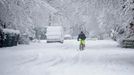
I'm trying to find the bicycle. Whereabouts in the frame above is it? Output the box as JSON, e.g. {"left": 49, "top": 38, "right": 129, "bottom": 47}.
{"left": 79, "top": 39, "right": 85, "bottom": 50}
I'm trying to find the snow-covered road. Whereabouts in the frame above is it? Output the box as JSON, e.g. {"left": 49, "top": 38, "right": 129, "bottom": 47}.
{"left": 0, "top": 40, "right": 134, "bottom": 75}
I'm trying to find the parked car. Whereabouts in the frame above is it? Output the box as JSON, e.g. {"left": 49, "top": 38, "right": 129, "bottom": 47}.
{"left": 46, "top": 26, "right": 64, "bottom": 43}
{"left": 64, "top": 34, "right": 72, "bottom": 40}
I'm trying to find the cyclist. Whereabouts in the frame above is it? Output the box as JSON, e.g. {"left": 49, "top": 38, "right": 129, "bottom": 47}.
{"left": 77, "top": 31, "right": 86, "bottom": 50}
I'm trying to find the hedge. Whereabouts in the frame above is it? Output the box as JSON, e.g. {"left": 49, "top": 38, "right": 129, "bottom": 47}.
{"left": 0, "top": 29, "right": 20, "bottom": 47}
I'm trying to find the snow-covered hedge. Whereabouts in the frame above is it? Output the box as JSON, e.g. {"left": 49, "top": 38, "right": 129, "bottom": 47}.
{"left": 18, "top": 33, "right": 30, "bottom": 45}
{"left": 117, "top": 22, "right": 134, "bottom": 48}
{"left": 0, "top": 28, "right": 20, "bottom": 47}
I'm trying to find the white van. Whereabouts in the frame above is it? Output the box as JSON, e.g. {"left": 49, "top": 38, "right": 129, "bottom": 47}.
{"left": 46, "top": 26, "right": 64, "bottom": 43}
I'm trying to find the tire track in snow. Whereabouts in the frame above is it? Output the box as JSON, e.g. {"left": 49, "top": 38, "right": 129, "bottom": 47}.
{"left": 13, "top": 53, "right": 64, "bottom": 75}
{"left": 17, "top": 54, "right": 39, "bottom": 65}
{"left": 17, "top": 52, "right": 63, "bottom": 68}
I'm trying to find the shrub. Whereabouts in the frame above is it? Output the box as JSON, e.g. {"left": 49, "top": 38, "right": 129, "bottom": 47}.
{"left": 0, "top": 29, "right": 20, "bottom": 47}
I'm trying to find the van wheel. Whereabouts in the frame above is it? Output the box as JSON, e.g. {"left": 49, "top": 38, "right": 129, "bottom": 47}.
{"left": 60, "top": 41, "right": 64, "bottom": 44}
{"left": 47, "top": 41, "right": 50, "bottom": 43}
